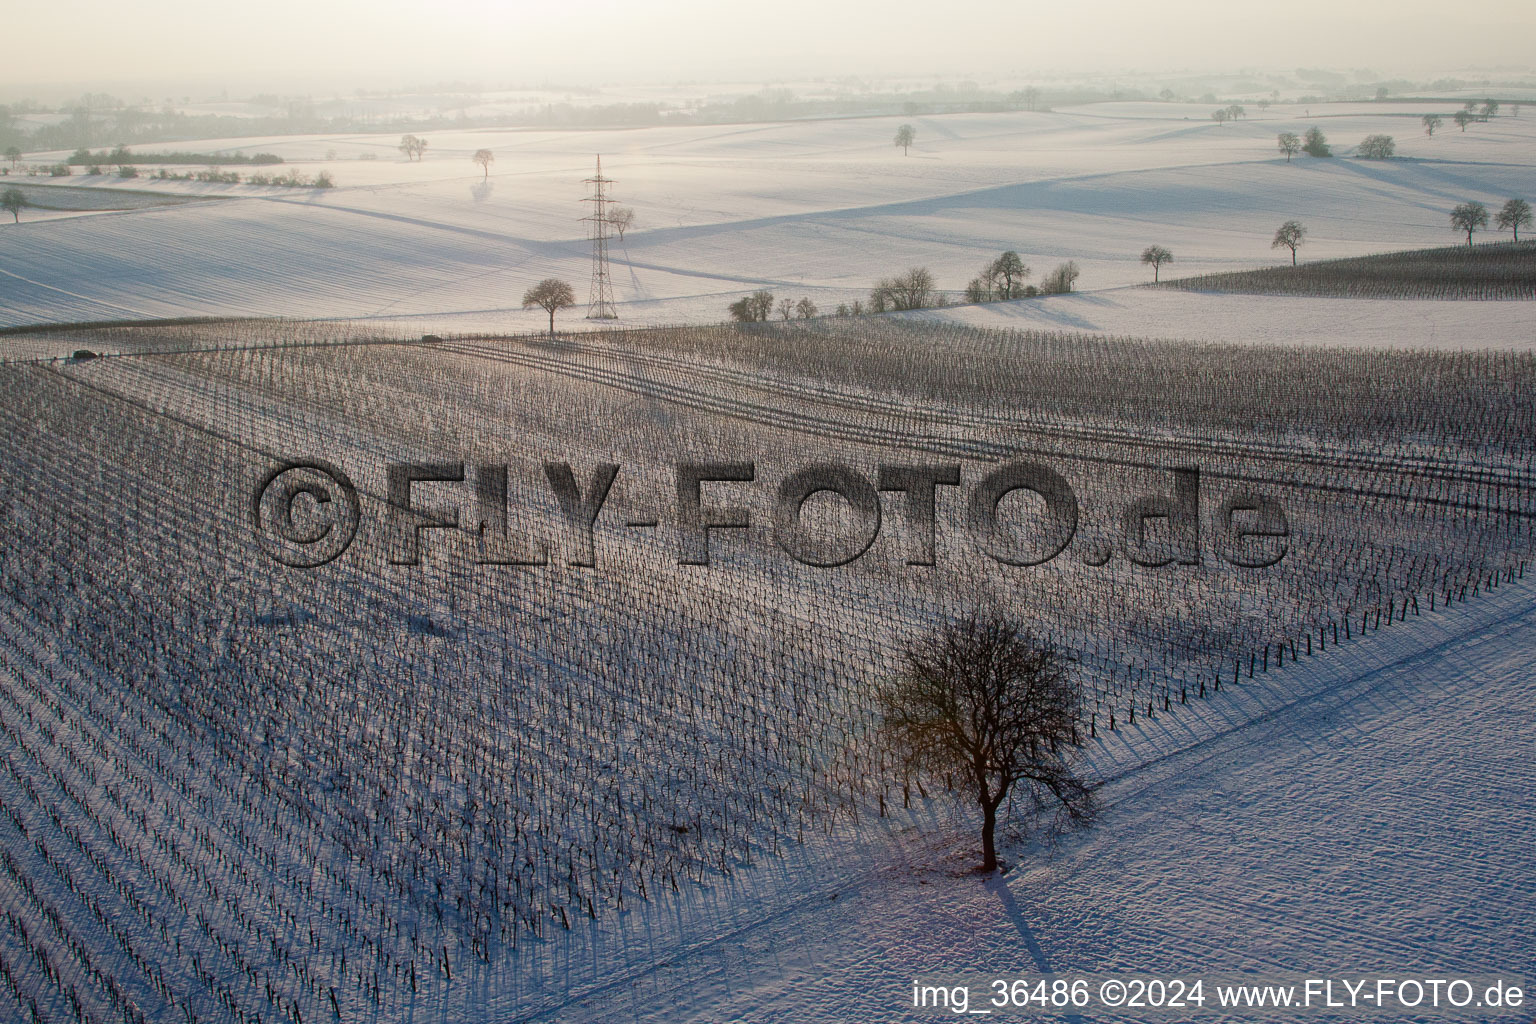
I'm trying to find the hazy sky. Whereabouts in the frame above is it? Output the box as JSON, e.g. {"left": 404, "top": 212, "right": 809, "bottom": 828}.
{"left": 7, "top": 0, "right": 1536, "bottom": 95}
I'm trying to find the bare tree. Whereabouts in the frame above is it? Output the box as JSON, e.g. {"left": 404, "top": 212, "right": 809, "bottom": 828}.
{"left": 1040, "top": 261, "right": 1080, "bottom": 294}
{"left": 1494, "top": 198, "right": 1531, "bottom": 242}
{"left": 879, "top": 611, "right": 1094, "bottom": 872}
{"left": 1358, "top": 135, "right": 1395, "bottom": 159}
{"left": 1212, "top": 108, "right": 1229, "bottom": 126}
{"left": 1450, "top": 202, "right": 1489, "bottom": 247}
{"left": 728, "top": 289, "right": 776, "bottom": 322}
{"left": 776, "top": 297, "right": 794, "bottom": 321}
{"left": 472, "top": 148, "right": 494, "bottom": 179}
{"left": 751, "top": 289, "right": 775, "bottom": 321}
{"left": 607, "top": 206, "right": 635, "bottom": 241}
{"left": 1272, "top": 220, "right": 1306, "bottom": 265}
{"left": 1421, "top": 114, "right": 1443, "bottom": 136}
{"left": 1140, "top": 244, "right": 1173, "bottom": 282}
{"left": 1, "top": 187, "right": 27, "bottom": 223}
{"left": 990, "top": 251, "right": 1030, "bottom": 299}
{"left": 1482, "top": 99, "right": 1500, "bottom": 119}
{"left": 871, "top": 266, "right": 936, "bottom": 311}
{"left": 977, "top": 259, "right": 1002, "bottom": 300}
{"left": 1277, "top": 132, "right": 1301, "bottom": 162}
{"left": 1453, "top": 110, "right": 1473, "bottom": 132}
{"left": 794, "top": 297, "right": 818, "bottom": 319}
{"left": 522, "top": 278, "right": 576, "bottom": 335}
{"left": 399, "top": 135, "right": 428, "bottom": 161}
{"left": 4, "top": 146, "right": 19, "bottom": 169}
{"left": 894, "top": 124, "right": 916, "bottom": 155}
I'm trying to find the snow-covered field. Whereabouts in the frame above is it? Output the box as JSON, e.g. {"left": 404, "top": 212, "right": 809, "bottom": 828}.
{"left": 0, "top": 314, "right": 1530, "bottom": 1023}
{"left": 542, "top": 576, "right": 1536, "bottom": 1023}
{"left": 2, "top": 101, "right": 1532, "bottom": 340}
{"left": 1, "top": 96, "right": 1534, "bottom": 1024}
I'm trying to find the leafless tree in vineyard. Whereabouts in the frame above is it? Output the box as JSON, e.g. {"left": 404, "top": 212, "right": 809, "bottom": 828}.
{"left": 1450, "top": 202, "right": 1488, "bottom": 247}
{"left": 1140, "top": 245, "right": 1173, "bottom": 282}
{"left": 1494, "top": 199, "right": 1530, "bottom": 242}
{"left": 522, "top": 278, "right": 576, "bottom": 335}
{"left": 879, "top": 611, "right": 1095, "bottom": 872}
{"left": 1272, "top": 220, "right": 1306, "bottom": 265}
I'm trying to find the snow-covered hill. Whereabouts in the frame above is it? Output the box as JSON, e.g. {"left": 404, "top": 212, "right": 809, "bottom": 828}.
{"left": 2, "top": 103, "right": 1532, "bottom": 338}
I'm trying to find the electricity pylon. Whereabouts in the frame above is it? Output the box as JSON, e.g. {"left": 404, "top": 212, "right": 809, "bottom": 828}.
{"left": 582, "top": 156, "right": 618, "bottom": 319}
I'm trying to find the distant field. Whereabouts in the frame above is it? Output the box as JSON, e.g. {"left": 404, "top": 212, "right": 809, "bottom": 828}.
{"left": 2, "top": 103, "right": 1533, "bottom": 329}
{"left": 1158, "top": 241, "right": 1536, "bottom": 299}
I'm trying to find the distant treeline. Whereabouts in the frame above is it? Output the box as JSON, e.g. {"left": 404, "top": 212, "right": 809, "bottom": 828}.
{"left": 67, "top": 146, "right": 283, "bottom": 166}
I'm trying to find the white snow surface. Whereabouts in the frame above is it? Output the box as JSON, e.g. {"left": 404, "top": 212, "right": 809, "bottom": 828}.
{"left": 2, "top": 103, "right": 1533, "bottom": 342}
{"left": 2, "top": 99, "right": 1533, "bottom": 1022}
{"left": 518, "top": 578, "right": 1536, "bottom": 1022}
